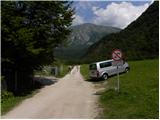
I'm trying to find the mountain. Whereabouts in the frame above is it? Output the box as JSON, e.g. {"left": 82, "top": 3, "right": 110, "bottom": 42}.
{"left": 68, "top": 23, "right": 121, "bottom": 47}
{"left": 54, "top": 23, "right": 121, "bottom": 62}
{"left": 84, "top": 1, "right": 159, "bottom": 63}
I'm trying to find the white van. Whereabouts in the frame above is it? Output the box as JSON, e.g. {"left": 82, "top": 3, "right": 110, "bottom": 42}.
{"left": 89, "top": 59, "right": 129, "bottom": 80}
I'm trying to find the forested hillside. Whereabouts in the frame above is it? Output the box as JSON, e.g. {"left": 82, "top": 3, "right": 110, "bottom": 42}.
{"left": 84, "top": 1, "right": 159, "bottom": 62}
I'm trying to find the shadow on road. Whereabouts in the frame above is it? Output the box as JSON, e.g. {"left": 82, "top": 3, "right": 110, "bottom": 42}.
{"left": 14, "top": 77, "right": 58, "bottom": 96}
{"left": 34, "top": 77, "right": 58, "bottom": 86}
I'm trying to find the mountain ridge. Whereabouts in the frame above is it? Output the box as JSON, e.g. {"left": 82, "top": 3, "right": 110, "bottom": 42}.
{"left": 68, "top": 23, "right": 121, "bottom": 47}
{"left": 54, "top": 23, "right": 121, "bottom": 61}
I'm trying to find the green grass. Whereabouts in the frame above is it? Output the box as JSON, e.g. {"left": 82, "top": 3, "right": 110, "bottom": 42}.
{"left": 80, "top": 64, "right": 90, "bottom": 80}
{"left": 1, "top": 91, "right": 37, "bottom": 115}
{"left": 56, "top": 64, "right": 69, "bottom": 78}
{"left": 80, "top": 59, "right": 159, "bottom": 118}
{"left": 1, "top": 95, "right": 25, "bottom": 115}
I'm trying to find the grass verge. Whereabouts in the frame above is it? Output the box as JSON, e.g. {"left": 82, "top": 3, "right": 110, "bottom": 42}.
{"left": 1, "top": 90, "right": 37, "bottom": 115}
{"left": 80, "top": 64, "right": 90, "bottom": 80}
{"left": 56, "top": 64, "right": 69, "bottom": 78}
{"left": 80, "top": 59, "right": 159, "bottom": 118}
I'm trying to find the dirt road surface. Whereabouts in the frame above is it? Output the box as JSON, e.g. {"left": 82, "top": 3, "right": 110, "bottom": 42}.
{"left": 3, "top": 66, "right": 98, "bottom": 119}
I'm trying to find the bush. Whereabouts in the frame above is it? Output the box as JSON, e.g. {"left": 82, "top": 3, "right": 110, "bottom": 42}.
{"left": 1, "top": 91, "right": 14, "bottom": 103}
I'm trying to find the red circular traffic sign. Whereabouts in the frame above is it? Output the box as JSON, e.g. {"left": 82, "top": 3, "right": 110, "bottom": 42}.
{"left": 112, "top": 49, "right": 123, "bottom": 61}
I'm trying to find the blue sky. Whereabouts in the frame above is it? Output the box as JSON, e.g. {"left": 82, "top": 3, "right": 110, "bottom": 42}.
{"left": 72, "top": 1, "right": 153, "bottom": 29}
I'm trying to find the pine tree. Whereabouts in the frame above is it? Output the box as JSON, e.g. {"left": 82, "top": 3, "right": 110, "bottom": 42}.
{"left": 1, "top": 1, "right": 74, "bottom": 93}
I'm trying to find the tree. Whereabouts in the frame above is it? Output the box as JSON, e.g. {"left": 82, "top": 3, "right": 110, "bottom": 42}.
{"left": 1, "top": 1, "right": 74, "bottom": 93}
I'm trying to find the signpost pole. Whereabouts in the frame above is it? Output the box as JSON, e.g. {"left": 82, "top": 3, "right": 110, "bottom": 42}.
{"left": 112, "top": 49, "right": 123, "bottom": 93}
{"left": 117, "top": 66, "right": 119, "bottom": 93}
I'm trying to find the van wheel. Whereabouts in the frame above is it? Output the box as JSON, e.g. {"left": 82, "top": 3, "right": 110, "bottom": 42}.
{"left": 102, "top": 74, "right": 108, "bottom": 80}
{"left": 125, "top": 68, "right": 129, "bottom": 73}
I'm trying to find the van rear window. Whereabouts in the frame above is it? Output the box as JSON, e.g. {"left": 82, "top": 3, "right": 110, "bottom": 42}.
{"left": 89, "top": 64, "right": 97, "bottom": 70}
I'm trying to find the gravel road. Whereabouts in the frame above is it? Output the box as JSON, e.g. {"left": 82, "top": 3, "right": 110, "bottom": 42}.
{"left": 3, "top": 66, "right": 98, "bottom": 119}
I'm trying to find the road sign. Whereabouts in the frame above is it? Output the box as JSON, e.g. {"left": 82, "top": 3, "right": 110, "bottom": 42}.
{"left": 112, "top": 49, "right": 123, "bottom": 61}
{"left": 111, "top": 49, "right": 123, "bottom": 93}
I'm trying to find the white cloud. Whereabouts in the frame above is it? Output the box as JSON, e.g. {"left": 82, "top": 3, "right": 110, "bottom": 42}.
{"left": 92, "top": 2, "right": 149, "bottom": 28}
{"left": 72, "top": 15, "right": 84, "bottom": 26}
{"left": 92, "top": 6, "right": 99, "bottom": 11}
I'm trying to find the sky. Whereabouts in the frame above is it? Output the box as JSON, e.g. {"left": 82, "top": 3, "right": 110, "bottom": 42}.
{"left": 72, "top": 1, "right": 154, "bottom": 29}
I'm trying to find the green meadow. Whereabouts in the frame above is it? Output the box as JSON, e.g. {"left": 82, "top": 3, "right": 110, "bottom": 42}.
{"left": 80, "top": 59, "right": 159, "bottom": 118}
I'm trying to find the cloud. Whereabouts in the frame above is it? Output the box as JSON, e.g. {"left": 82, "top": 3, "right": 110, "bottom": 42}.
{"left": 72, "top": 15, "right": 84, "bottom": 26}
{"left": 92, "top": 6, "right": 99, "bottom": 11}
{"left": 92, "top": 2, "right": 149, "bottom": 28}
{"left": 72, "top": 2, "right": 95, "bottom": 25}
